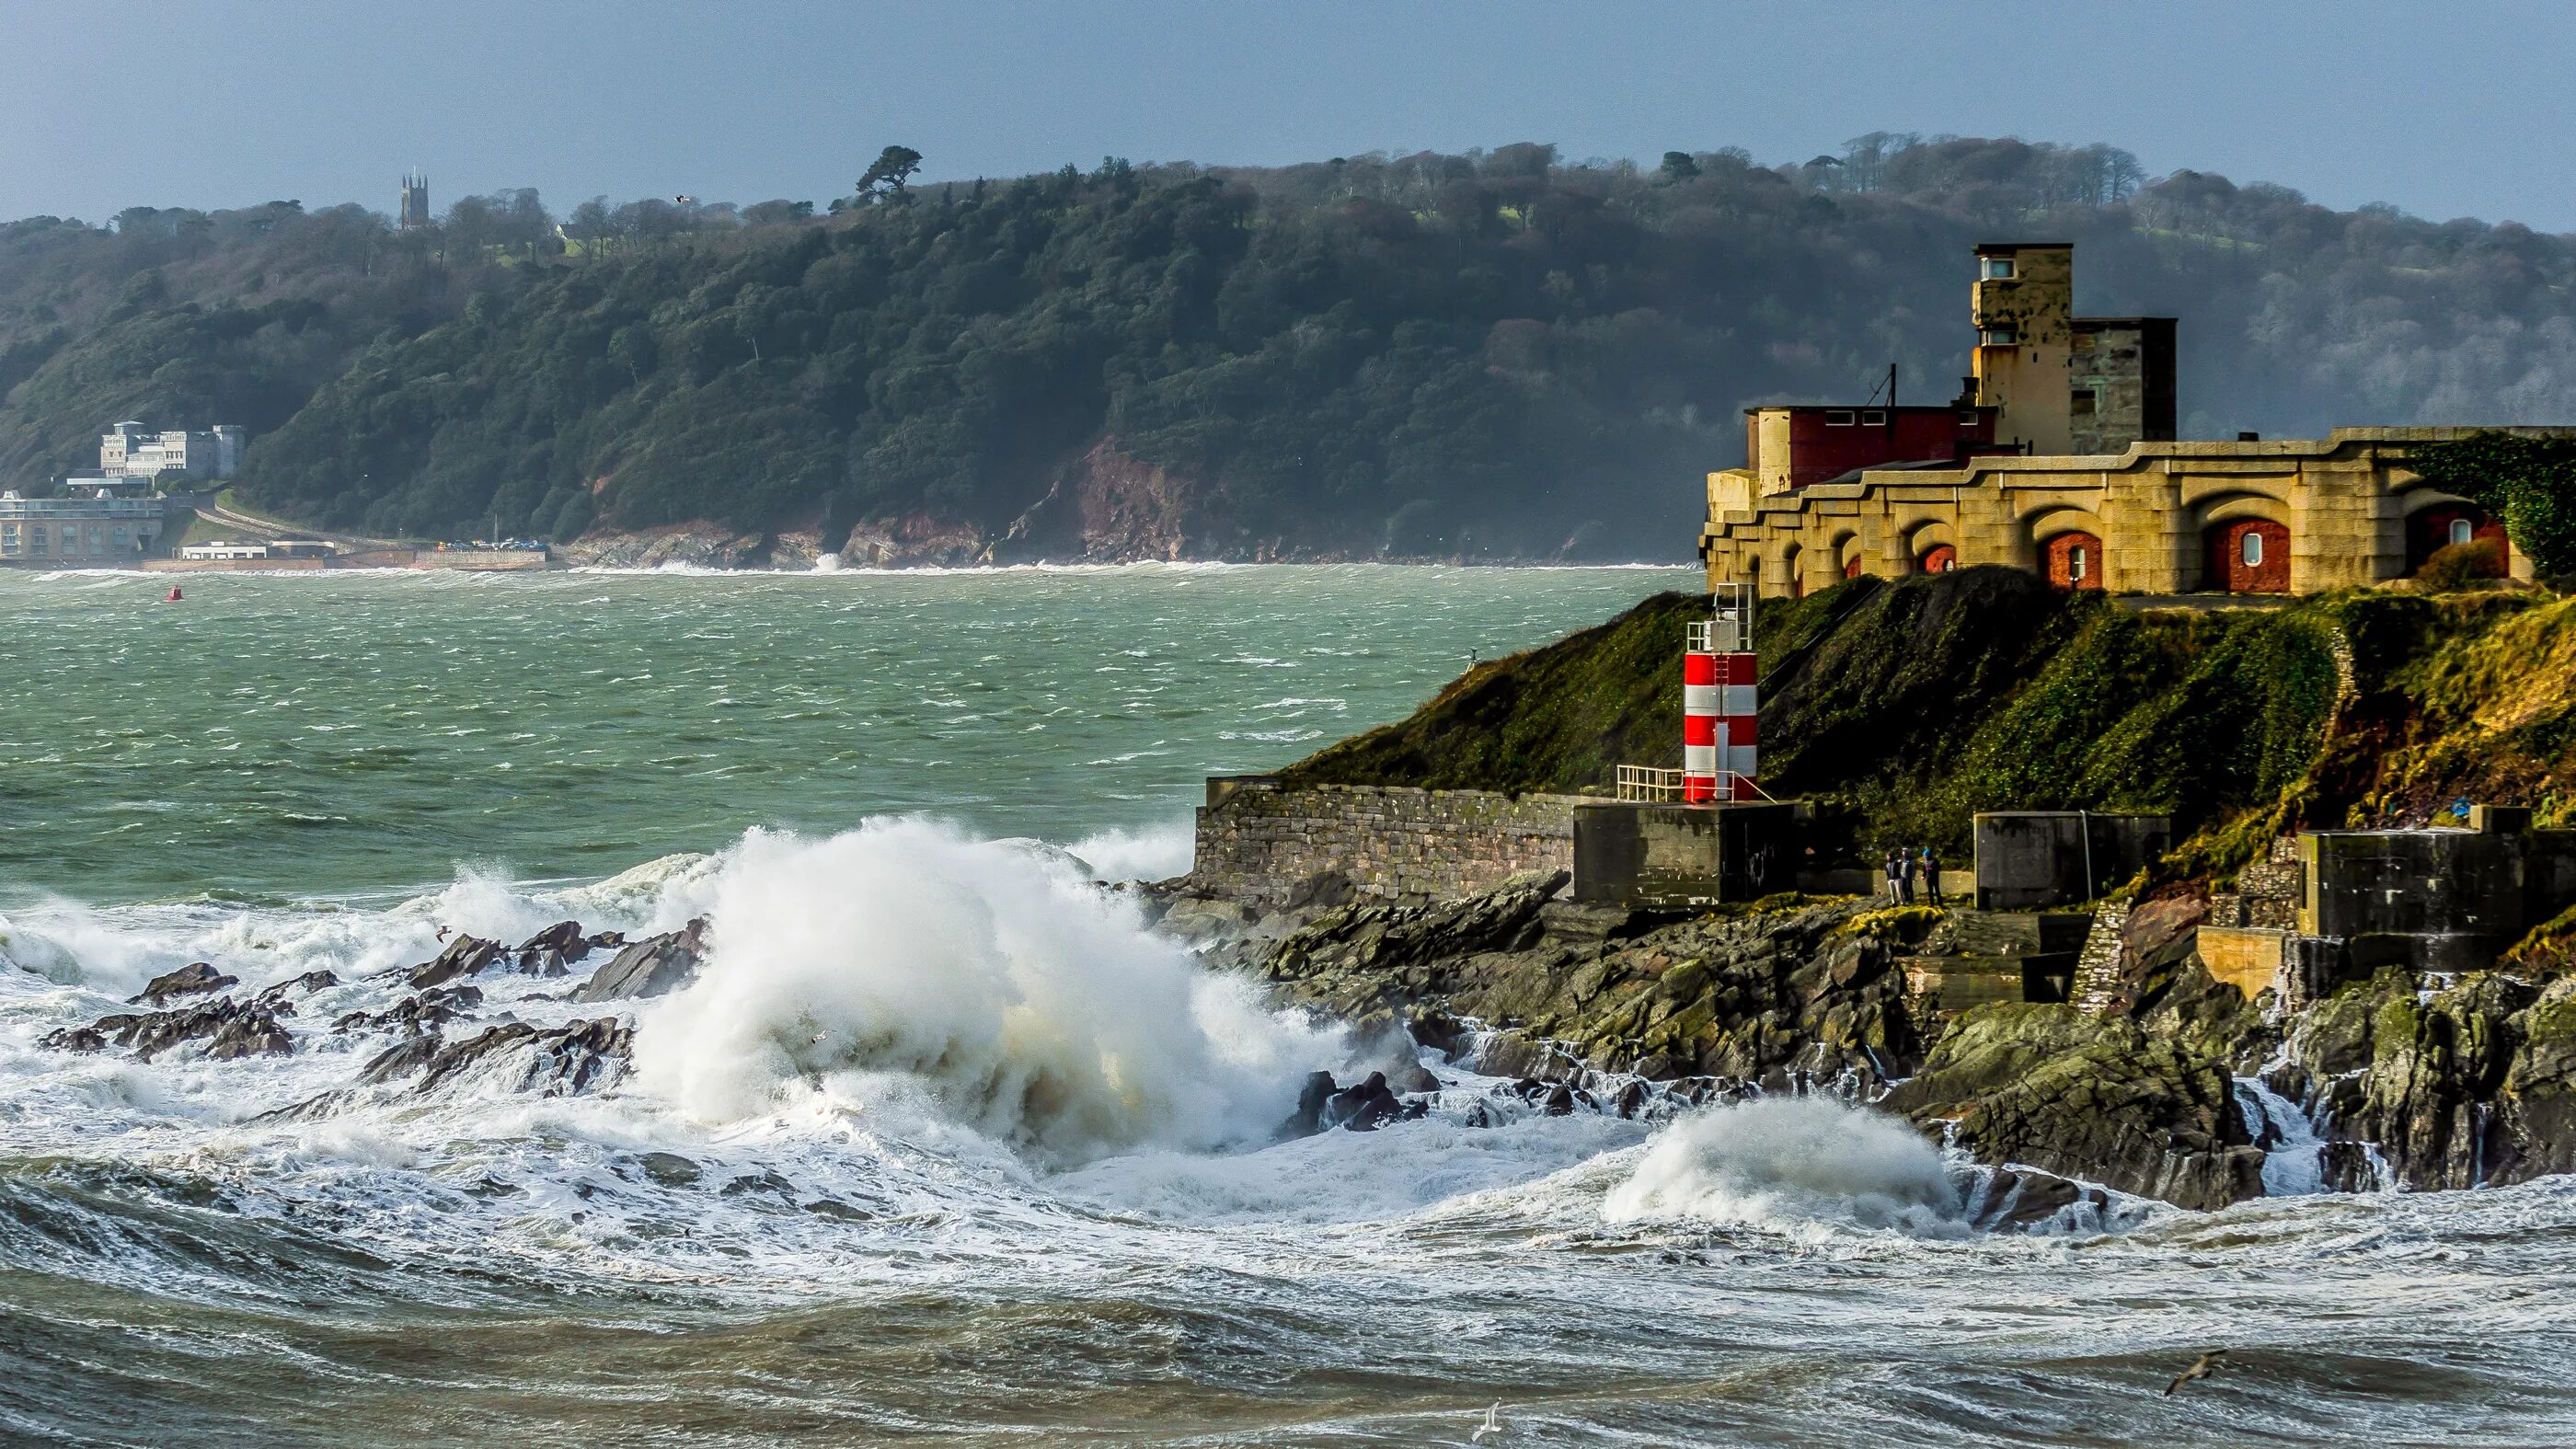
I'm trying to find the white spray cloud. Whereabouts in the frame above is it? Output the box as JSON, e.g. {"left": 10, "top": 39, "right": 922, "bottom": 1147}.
{"left": 629, "top": 819, "right": 1337, "bottom": 1161}
{"left": 1603, "top": 1097, "right": 1968, "bottom": 1239}
{"left": 1066, "top": 819, "right": 1197, "bottom": 882}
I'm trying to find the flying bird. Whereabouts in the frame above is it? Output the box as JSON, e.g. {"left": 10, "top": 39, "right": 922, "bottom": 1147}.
{"left": 2166, "top": 1349, "right": 2226, "bottom": 1396}
{"left": 1470, "top": 1403, "right": 1504, "bottom": 1442}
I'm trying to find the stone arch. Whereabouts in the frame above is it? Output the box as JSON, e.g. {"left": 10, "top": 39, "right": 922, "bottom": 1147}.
{"left": 2203, "top": 517, "right": 2291, "bottom": 592}
{"left": 1776, "top": 539, "right": 1806, "bottom": 599}
{"left": 1903, "top": 520, "right": 1960, "bottom": 575}
{"left": 2193, "top": 490, "right": 2291, "bottom": 528}
{"left": 2404, "top": 499, "right": 2508, "bottom": 576}
{"left": 2024, "top": 506, "right": 2110, "bottom": 592}
{"left": 1825, "top": 528, "right": 1865, "bottom": 581}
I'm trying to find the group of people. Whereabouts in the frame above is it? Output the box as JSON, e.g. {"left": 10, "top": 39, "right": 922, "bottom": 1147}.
{"left": 1882, "top": 845, "right": 1945, "bottom": 907}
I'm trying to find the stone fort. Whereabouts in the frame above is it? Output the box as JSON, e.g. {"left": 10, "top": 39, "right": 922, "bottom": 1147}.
{"left": 1699, "top": 242, "right": 2557, "bottom": 597}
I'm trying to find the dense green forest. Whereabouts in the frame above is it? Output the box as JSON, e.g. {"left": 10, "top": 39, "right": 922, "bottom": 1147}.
{"left": 2, "top": 134, "right": 2572, "bottom": 559}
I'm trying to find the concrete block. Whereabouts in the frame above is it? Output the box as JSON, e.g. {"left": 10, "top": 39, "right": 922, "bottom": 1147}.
{"left": 1573, "top": 802, "right": 1799, "bottom": 908}
{"left": 1973, "top": 811, "right": 2170, "bottom": 910}
{"left": 2195, "top": 926, "right": 2287, "bottom": 1000}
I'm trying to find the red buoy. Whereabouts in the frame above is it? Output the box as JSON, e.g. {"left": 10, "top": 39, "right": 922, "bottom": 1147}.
{"left": 167, "top": 585, "right": 183, "bottom": 602}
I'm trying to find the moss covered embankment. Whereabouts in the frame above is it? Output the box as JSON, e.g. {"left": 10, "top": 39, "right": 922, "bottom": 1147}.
{"left": 1283, "top": 567, "right": 2576, "bottom": 871}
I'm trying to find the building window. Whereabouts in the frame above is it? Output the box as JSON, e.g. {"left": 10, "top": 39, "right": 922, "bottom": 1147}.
{"left": 0, "top": 524, "right": 16, "bottom": 553}
{"left": 1861, "top": 409, "right": 1887, "bottom": 426}
{"left": 2071, "top": 546, "right": 2088, "bottom": 581}
{"left": 1979, "top": 327, "right": 2018, "bottom": 346}
{"left": 30, "top": 525, "right": 46, "bottom": 554}
{"left": 2070, "top": 388, "right": 2097, "bottom": 416}
{"left": 2449, "top": 517, "right": 2475, "bottom": 546}
{"left": 2242, "top": 531, "right": 2263, "bottom": 568}
{"left": 1982, "top": 257, "right": 2016, "bottom": 280}
{"left": 1959, "top": 411, "right": 1980, "bottom": 425}
{"left": 1823, "top": 409, "right": 1856, "bottom": 426}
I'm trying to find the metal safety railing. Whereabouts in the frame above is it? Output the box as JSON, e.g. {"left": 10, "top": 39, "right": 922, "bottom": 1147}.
{"left": 1689, "top": 581, "right": 1757, "bottom": 654}
{"left": 1616, "top": 765, "right": 1780, "bottom": 804}
{"left": 1616, "top": 765, "right": 1685, "bottom": 801}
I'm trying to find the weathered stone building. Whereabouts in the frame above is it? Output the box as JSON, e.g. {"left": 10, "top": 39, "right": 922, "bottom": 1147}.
{"left": 1702, "top": 244, "right": 2553, "bottom": 597}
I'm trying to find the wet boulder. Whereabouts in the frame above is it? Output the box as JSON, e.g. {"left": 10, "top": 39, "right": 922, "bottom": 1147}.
{"left": 130, "top": 962, "right": 237, "bottom": 1006}
{"left": 513, "top": 920, "right": 592, "bottom": 977}
{"left": 359, "top": 1032, "right": 446, "bottom": 1084}
{"left": 258, "top": 970, "right": 340, "bottom": 1004}
{"left": 1883, "top": 1004, "right": 2261, "bottom": 1211}
{"left": 636, "top": 1152, "right": 703, "bottom": 1188}
{"left": 67, "top": 996, "right": 295, "bottom": 1063}
{"left": 408, "top": 935, "right": 506, "bottom": 989}
{"left": 407, "top": 1017, "right": 633, "bottom": 1096}
{"left": 1278, "top": 1070, "right": 1339, "bottom": 1139}
{"left": 569, "top": 917, "right": 709, "bottom": 1003}
{"left": 1323, "top": 1071, "right": 1404, "bottom": 1132}
{"left": 335, "top": 984, "right": 483, "bottom": 1035}
{"left": 37, "top": 1025, "right": 108, "bottom": 1053}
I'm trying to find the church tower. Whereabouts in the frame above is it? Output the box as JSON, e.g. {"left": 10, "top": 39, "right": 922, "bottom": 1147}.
{"left": 399, "top": 172, "right": 431, "bottom": 231}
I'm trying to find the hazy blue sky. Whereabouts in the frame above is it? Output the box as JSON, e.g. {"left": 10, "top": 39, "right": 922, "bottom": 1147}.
{"left": 5, "top": 0, "right": 2571, "bottom": 231}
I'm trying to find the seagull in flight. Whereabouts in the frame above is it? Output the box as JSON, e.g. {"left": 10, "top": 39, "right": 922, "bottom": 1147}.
{"left": 2166, "top": 1349, "right": 2226, "bottom": 1396}
{"left": 1470, "top": 1403, "right": 1504, "bottom": 1442}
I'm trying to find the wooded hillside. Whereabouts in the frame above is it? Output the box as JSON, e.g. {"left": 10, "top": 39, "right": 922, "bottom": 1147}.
{"left": 3, "top": 135, "right": 2571, "bottom": 558}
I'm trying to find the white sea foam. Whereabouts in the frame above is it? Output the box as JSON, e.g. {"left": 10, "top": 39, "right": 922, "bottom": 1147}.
{"left": 1066, "top": 820, "right": 1197, "bottom": 881}
{"left": 1603, "top": 1097, "right": 1970, "bottom": 1238}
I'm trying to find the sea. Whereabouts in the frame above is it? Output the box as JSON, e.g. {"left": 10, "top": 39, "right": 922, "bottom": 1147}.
{"left": 2, "top": 563, "right": 2572, "bottom": 1447}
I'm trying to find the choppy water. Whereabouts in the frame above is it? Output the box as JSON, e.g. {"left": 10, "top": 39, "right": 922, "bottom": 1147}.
{"left": 5, "top": 565, "right": 2574, "bottom": 1446}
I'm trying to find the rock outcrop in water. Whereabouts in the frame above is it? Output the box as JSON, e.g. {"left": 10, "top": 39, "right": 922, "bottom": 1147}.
{"left": 129, "top": 962, "right": 237, "bottom": 1006}
{"left": 569, "top": 918, "right": 708, "bottom": 1003}
{"left": 44, "top": 994, "right": 294, "bottom": 1062}
{"left": 1880, "top": 1005, "right": 2261, "bottom": 1210}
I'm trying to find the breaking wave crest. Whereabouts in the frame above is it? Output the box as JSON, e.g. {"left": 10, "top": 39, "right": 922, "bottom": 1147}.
{"left": 1603, "top": 1096, "right": 1972, "bottom": 1237}
{"left": 629, "top": 820, "right": 1334, "bottom": 1158}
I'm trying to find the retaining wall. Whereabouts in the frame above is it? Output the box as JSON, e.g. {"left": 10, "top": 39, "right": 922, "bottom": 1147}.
{"left": 1190, "top": 777, "right": 1587, "bottom": 909}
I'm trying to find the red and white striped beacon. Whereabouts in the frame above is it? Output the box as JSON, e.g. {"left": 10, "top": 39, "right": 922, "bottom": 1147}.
{"left": 1682, "top": 583, "right": 1758, "bottom": 802}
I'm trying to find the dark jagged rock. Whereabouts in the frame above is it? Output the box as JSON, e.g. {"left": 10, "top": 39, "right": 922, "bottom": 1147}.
{"left": 1882, "top": 1004, "right": 2262, "bottom": 1211}
{"left": 569, "top": 917, "right": 709, "bottom": 1003}
{"left": 130, "top": 962, "right": 237, "bottom": 1006}
{"left": 721, "top": 1169, "right": 798, "bottom": 1198}
{"left": 63, "top": 995, "right": 295, "bottom": 1063}
{"left": 1323, "top": 1071, "right": 1404, "bottom": 1132}
{"left": 359, "top": 1032, "right": 445, "bottom": 1084}
{"left": 1279, "top": 1070, "right": 1337, "bottom": 1139}
{"left": 513, "top": 920, "right": 592, "bottom": 977}
{"left": 1254, "top": 884, "right": 1919, "bottom": 1094}
{"left": 407, "top": 1017, "right": 633, "bottom": 1096}
{"left": 335, "top": 984, "right": 483, "bottom": 1035}
{"left": 408, "top": 936, "right": 505, "bottom": 989}
{"left": 1967, "top": 1167, "right": 2115, "bottom": 1232}
{"left": 636, "top": 1152, "right": 702, "bottom": 1188}
{"left": 258, "top": 970, "right": 340, "bottom": 1004}
{"left": 585, "top": 930, "right": 627, "bottom": 950}
{"left": 206, "top": 1010, "right": 293, "bottom": 1060}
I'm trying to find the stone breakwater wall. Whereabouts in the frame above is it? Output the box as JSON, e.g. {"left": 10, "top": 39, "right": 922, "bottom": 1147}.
{"left": 1190, "top": 779, "right": 1589, "bottom": 909}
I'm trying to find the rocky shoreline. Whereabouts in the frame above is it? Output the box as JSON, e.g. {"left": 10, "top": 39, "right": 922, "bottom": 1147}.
{"left": 1144, "top": 867, "right": 2576, "bottom": 1211}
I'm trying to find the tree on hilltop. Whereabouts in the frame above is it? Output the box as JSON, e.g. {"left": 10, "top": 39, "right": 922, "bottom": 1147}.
{"left": 857, "top": 145, "right": 924, "bottom": 205}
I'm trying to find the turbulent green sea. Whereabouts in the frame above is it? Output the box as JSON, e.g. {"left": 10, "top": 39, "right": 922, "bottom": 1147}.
{"left": 0, "top": 564, "right": 1687, "bottom": 903}
{"left": 6, "top": 564, "right": 2575, "bottom": 1448}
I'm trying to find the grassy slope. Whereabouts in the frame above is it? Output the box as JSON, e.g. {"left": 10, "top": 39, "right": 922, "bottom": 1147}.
{"left": 1279, "top": 567, "right": 2576, "bottom": 873}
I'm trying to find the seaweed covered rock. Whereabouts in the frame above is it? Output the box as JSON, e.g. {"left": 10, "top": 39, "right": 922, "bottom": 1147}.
{"left": 2271, "top": 966, "right": 2575, "bottom": 1190}
{"left": 1883, "top": 1004, "right": 2262, "bottom": 1210}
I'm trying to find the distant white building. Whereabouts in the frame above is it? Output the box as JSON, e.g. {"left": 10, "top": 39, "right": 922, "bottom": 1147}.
{"left": 177, "top": 540, "right": 269, "bottom": 560}
{"left": 100, "top": 421, "right": 246, "bottom": 480}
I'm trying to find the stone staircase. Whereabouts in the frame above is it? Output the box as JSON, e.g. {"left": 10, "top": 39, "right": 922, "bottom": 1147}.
{"left": 2070, "top": 899, "right": 2133, "bottom": 1014}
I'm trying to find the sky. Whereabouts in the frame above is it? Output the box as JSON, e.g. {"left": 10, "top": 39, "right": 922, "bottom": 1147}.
{"left": 4, "top": 0, "right": 2572, "bottom": 232}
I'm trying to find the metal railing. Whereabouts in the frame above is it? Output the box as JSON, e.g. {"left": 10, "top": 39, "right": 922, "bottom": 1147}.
{"left": 1616, "top": 765, "right": 1686, "bottom": 801}
{"left": 1615, "top": 765, "right": 1780, "bottom": 804}
{"left": 1690, "top": 581, "right": 1757, "bottom": 654}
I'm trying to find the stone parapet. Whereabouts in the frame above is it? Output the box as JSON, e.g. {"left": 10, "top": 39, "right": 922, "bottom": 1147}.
{"left": 1189, "top": 780, "right": 1588, "bottom": 911}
